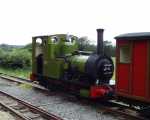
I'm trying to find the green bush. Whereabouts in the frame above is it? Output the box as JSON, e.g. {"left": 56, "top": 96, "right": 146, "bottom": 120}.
{"left": 0, "top": 48, "right": 31, "bottom": 69}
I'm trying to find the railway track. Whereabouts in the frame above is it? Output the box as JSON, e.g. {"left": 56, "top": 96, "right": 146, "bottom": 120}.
{"left": 0, "top": 73, "right": 148, "bottom": 120}
{"left": 0, "top": 90, "right": 63, "bottom": 120}
{"left": 99, "top": 101, "right": 147, "bottom": 120}
{"left": 0, "top": 73, "right": 48, "bottom": 91}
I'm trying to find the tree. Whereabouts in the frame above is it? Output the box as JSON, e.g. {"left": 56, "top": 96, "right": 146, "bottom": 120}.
{"left": 23, "top": 43, "right": 32, "bottom": 52}
{"left": 78, "top": 37, "right": 90, "bottom": 51}
{"left": 103, "top": 41, "right": 115, "bottom": 57}
{"left": 0, "top": 44, "right": 31, "bottom": 69}
{"left": 78, "top": 37, "right": 115, "bottom": 57}
{"left": 78, "top": 37, "right": 96, "bottom": 52}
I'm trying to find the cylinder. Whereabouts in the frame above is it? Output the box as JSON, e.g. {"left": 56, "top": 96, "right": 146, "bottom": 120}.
{"left": 97, "top": 29, "right": 104, "bottom": 55}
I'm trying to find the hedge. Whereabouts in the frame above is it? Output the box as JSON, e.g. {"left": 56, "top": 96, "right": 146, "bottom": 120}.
{"left": 0, "top": 48, "right": 31, "bottom": 69}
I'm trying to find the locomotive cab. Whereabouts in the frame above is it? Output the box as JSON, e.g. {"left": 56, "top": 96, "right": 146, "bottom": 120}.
{"left": 31, "top": 35, "right": 79, "bottom": 80}
{"left": 32, "top": 37, "right": 44, "bottom": 77}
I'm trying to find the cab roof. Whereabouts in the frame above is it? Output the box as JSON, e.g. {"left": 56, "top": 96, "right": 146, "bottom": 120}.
{"left": 115, "top": 32, "right": 150, "bottom": 40}
{"left": 33, "top": 34, "right": 77, "bottom": 39}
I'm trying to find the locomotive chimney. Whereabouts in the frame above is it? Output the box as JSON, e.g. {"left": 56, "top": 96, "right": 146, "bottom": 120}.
{"left": 97, "top": 29, "right": 104, "bottom": 55}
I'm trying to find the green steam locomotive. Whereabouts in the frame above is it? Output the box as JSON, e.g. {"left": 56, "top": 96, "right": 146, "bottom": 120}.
{"left": 30, "top": 29, "right": 114, "bottom": 98}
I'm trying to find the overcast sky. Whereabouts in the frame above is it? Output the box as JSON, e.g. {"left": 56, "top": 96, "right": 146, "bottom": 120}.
{"left": 0, "top": 0, "right": 150, "bottom": 45}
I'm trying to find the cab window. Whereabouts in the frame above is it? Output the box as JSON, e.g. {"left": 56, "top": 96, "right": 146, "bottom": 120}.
{"left": 35, "top": 38, "right": 43, "bottom": 57}
{"left": 51, "top": 36, "right": 59, "bottom": 43}
{"left": 66, "top": 36, "right": 75, "bottom": 43}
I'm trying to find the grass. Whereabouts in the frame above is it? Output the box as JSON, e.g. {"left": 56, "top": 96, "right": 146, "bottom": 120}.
{"left": 0, "top": 67, "right": 31, "bottom": 79}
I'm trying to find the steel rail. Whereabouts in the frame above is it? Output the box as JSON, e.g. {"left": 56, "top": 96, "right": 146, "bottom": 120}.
{"left": 0, "top": 72, "right": 31, "bottom": 82}
{"left": 0, "top": 73, "right": 148, "bottom": 120}
{"left": 100, "top": 104, "right": 147, "bottom": 120}
{"left": 0, "top": 90, "right": 63, "bottom": 120}
{"left": 0, "top": 101, "right": 31, "bottom": 120}
{"left": 0, "top": 73, "right": 48, "bottom": 91}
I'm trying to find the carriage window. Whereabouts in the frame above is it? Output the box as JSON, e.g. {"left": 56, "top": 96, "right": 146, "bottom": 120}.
{"left": 120, "top": 45, "right": 131, "bottom": 63}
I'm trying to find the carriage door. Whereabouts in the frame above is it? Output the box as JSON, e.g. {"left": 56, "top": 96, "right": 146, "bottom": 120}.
{"left": 116, "top": 41, "right": 131, "bottom": 94}
{"left": 35, "top": 38, "right": 43, "bottom": 75}
{"left": 132, "top": 41, "right": 147, "bottom": 97}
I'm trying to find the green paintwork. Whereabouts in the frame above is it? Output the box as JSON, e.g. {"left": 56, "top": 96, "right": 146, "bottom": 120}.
{"left": 32, "top": 38, "right": 38, "bottom": 75}
{"left": 80, "top": 89, "right": 90, "bottom": 97}
{"left": 47, "top": 34, "right": 78, "bottom": 58}
{"left": 31, "top": 34, "right": 93, "bottom": 98}
{"left": 32, "top": 34, "right": 79, "bottom": 79}
{"left": 69, "top": 55, "right": 89, "bottom": 73}
{"left": 44, "top": 59, "right": 64, "bottom": 79}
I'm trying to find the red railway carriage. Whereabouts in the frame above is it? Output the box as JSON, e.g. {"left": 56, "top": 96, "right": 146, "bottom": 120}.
{"left": 115, "top": 32, "right": 150, "bottom": 104}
